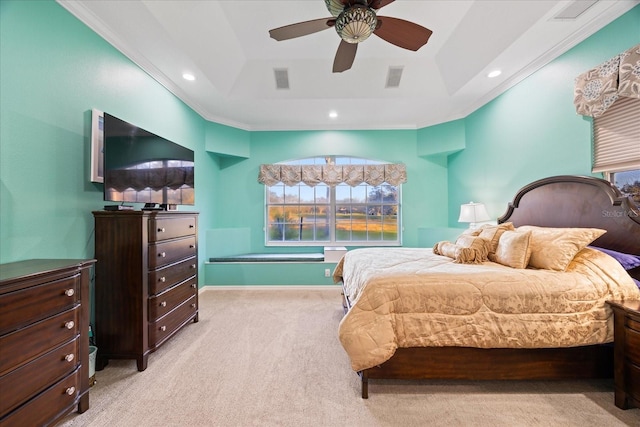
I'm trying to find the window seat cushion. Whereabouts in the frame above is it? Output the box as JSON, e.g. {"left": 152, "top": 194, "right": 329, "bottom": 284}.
{"left": 209, "top": 253, "right": 324, "bottom": 262}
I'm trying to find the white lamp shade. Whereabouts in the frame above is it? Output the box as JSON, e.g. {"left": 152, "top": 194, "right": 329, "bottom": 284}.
{"left": 458, "top": 202, "right": 491, "bottom": 224}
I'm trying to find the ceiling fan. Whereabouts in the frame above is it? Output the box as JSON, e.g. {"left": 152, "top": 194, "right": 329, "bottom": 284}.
{"left": 268, "top": 0, "right": 433, "bottom": 73}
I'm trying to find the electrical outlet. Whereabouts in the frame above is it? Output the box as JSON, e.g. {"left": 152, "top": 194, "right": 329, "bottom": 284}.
{"left": 324, "top": 268, "right": 331, "bottom": 277}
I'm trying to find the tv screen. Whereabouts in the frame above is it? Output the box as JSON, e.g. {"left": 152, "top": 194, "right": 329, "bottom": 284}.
{"left": 103, "top": 113, "right": 194, "bottom": 208}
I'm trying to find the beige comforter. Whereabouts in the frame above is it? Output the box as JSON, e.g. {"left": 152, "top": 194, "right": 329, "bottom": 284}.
{"left": 335, "top": 247, "right": 640, "bottom": 371}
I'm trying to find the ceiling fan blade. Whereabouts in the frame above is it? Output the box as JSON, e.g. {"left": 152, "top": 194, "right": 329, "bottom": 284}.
{"left": 333, "top": 40, "right": 358, "bottom": 73}
{"left": 374, "top": 16, "right": 433, "bottom": 51}
{"left": 269, "top": 18, "right": 336, "bottom": 41}
{"left": 368, "top": 0, "right": 395, "bottom": 10}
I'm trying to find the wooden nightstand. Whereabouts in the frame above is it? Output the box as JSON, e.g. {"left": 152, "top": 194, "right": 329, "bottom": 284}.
{"left": 607, "top": 300, "right": 640, "bottom": 410}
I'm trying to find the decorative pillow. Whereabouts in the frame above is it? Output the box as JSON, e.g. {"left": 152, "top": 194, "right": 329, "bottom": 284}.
{"left": 433, "top": 236, "right": 490, "bottom": 264}
{"left": 477, "top": 222, "right": 515, "bottom": 255}
{"left": 489, "top": 230, "right": 532, "bottom": 269}
{"left": 517, "top": 226, "right": 606, "bottom": 271}
{"left": 588, "top": 246, "right": 640, "bottom": 271}
{"left": 455, "top": 234, "right": 491, "bottom": 261}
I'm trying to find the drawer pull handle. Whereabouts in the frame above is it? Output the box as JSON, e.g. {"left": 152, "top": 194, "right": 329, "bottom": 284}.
{"left": 65, "top": 289, "right": 75, "bottom": 297}
{"left": 65, "top": 354, "right": 75, "bottom": 362}
{"left": 65, "top": 321, "right": 75, "bottom": 329}
{"left": 158, "top": 227, "right": 165, "bottom": 233}
{"left": 160, "top": 326, "right": 166, "bottom": 332}
{"left": 191, "top": 284, "right": 197, "bottom": 289}
{"left": 189, "top": 244, "right": 195, "bottom": 249}
{"left": 159, "top": 277, "right": 166, "bottom": 283}
{"left": 66, "top": 387, "right": 76, "bottom": 395}
{"left": 159, "top": 252, "right": 166, "bottom": 258}
{"left": 191, "top": 303, "right": 196, "bottom": 308}
{"left": 189, "top": 224, "right": 195, "bottom": 228}
{"left": 160, "top": 301, "right": 167, "bottom": 307}
{"left": 191, "top": 264, "right": 196, "bottom": 269}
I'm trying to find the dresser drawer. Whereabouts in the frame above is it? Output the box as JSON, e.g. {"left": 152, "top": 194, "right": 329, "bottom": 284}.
{"left": 627, "top": 316, "right": 640, "bottom": 333}
{"left": 148, "top": 236, "right": 196, "bottom": 269}
{"left": 0, "top": 367, "right": 81, "bottom": 427}
{"left": 148, "top": 257, "right": 197, "bottom": 295}
{"left": 626, "top": 327, "right": 640, "bottom": 365}
{"left": 149, "top": 216, "right": 196, "bottom": 242}
{"left": 0, "top": 337, "right": 79, "bottom": 415}
{"left": 0, "top": 307, "right": 80, "bottom": 376}
{"left": 628, "top": 361, "right": 640, "bottom": 403}
{"left": 148, "top": 278, "right": 198, "bottom": 322}
{"left": 149, "top": 295, "right": 197, "bottom": 347}
{"left": 0, "top": 274, "right": 79, "bottom": 335}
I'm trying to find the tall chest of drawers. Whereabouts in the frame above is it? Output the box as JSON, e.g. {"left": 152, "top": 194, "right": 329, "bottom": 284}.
{"left": 92, "top": 211, "right": 199, "bottom": 371}
{"left": 0, "top": 259, "right": 95, "bottom": 426}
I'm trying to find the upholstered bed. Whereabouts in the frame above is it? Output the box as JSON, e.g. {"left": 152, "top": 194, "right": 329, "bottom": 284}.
{"left": 334, "top": 175, "right": 640, "bottom": 398}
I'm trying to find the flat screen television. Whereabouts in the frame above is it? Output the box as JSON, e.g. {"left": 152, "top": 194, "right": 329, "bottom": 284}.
{"left": 103, "top": 112, "right": 194, "bottom": 210}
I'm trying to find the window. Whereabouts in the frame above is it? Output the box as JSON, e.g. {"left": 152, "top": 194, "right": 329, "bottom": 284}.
{"left": 265, "top": 156, "right": 401, "bottom": 246}
{"left": 592, "top": 96, "right": 640, "bottom": 207}
{"left": 608, "top": 169, "right": 640, "bottom": 207}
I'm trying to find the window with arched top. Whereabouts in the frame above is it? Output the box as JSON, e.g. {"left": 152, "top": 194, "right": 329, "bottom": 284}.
{"left": 260, "top": 156, "right": 404, "bottom": 246}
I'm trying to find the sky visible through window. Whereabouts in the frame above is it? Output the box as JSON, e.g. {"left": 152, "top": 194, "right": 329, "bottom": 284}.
{"left": 614, "top": 169, "right": 640, "bottom": 187}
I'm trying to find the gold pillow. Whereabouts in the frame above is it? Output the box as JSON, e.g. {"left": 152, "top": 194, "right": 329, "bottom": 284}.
{"left": 489, "top": 230, "right": 532, "bottom": 269}
{"left": 477, "top": 222, "right": 515, "bottom": 254}
{"left": 455, "top": 234, "right": 491, "bottom": 262}
{"left": 433, "top": 236, "right": 490, "bottom": 264}
{"left": 517, "top": 226, "right": 606, "bottom": 271}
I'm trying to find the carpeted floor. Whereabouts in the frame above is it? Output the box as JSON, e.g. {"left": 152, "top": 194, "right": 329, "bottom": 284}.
{"left": 59, "top": 288, "right": 640, "bottom": 427}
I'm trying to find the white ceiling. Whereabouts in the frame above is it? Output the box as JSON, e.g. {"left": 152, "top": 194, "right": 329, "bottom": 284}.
{"left": 58, "top": 0, "right": 638, "bottom": 131}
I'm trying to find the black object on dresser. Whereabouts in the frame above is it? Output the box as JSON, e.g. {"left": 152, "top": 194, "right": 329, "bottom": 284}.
{"left": 0, "top": 259, "right": 95, "bottom": 426}
{"left": 92, "top": 211, "right": 199, "bottom": 371}
{"left": 607, "top": 300, "right": 640, "bottom": 410}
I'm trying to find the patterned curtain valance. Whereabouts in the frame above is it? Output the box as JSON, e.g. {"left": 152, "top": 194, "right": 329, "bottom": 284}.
{"left": 574, "top": 43, "right": 640, "bottom": 117}
{"left": 257, "top": 163, "right": 407, "bottom": 187}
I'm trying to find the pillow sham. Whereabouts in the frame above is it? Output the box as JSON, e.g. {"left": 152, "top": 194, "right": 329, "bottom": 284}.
{"left": 517, "top": 226, "right": 606, "bottom": 271}
{"left": 477, "top": 222, "right": 515, "bottom": 255}
{"left": 588, "top": 246, "right": 640, "bottom": 271}
{"left": 489, "top": 230, "right": 532, "bottom": 269}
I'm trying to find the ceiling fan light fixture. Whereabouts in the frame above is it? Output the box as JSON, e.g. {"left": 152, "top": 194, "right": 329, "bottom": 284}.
{"left": 335, "top": 6, "right": 377, "bottom": 44}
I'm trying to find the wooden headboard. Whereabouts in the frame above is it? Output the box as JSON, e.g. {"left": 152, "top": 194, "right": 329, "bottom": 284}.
{"left": 498, "top": 175, "right": 639, "bottom": 256}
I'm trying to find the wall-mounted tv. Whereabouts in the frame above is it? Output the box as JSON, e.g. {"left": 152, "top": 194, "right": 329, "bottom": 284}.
{"left": 103, "top": 112, "right": 194, "bottom": 209}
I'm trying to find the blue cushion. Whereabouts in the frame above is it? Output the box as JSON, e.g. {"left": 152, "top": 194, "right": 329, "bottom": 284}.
{"left": 589, "top": 246, "right": 640, "bottom": 271}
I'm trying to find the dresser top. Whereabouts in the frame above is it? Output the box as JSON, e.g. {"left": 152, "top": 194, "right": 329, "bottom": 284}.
{"left": 0, "top": 259, "right": 95, "bottom": 285}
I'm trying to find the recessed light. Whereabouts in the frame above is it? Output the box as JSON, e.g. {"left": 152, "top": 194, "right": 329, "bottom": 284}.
{"left": 329, "top": 111, "right": 338, "bottom": 119}
{"left": 487, "top": 70, "right": 502, "bottom": 78}
{"left": 182, "top": 73, "right": 195, "bottom": 81}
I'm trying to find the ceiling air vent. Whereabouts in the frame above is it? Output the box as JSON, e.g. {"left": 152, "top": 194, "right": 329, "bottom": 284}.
{"left": 274, "top": 68, "right": 289, "bottom": 90}
{"left": 552, "top": 0, "right": 598, "bottom": 20}
{"left": 385, "top": 66, "right": 404, "bottom": 88}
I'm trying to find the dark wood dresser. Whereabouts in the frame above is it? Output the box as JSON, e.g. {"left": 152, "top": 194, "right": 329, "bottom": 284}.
{"left": 92, "top": 210, "right": 199, "bottom": 371}
{"left": 607, "top": 300, "right": 640, "bottom": 409}
{"left": 0, "top": 259, "right": 95, "bottom": 426}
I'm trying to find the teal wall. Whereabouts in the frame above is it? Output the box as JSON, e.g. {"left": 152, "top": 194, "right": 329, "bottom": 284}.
{"left": 210, "top": 129, "right": 448, "bottom": 253}
{"left": 0, "top": 0, "right": 216, "bottom": 283}
{"left": 446, "top": 7, "right": 640, "bottom": 225}
{"left": 1, "top": 1, "right": 638, "bottom": 286}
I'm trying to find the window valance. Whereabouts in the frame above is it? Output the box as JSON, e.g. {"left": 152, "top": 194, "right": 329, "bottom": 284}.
{"left": 574, "top": 43, "right": 640, "bottom": 118}
{"left": 257, "top": 163, "right": 407, "bottom": 187}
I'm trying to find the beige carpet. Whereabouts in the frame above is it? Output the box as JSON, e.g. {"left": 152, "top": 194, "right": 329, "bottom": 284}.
{"left": 59, "top": 288, "right": 640, "bottom": 427}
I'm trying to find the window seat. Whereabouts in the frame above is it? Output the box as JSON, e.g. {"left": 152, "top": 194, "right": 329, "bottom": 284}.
{"left": 209, "top": 253, "right": 324, "bottom": 263}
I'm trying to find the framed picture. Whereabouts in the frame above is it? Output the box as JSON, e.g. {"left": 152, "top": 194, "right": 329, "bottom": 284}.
{"left": 90, "top": 108, "right": 104, "bottom": 183}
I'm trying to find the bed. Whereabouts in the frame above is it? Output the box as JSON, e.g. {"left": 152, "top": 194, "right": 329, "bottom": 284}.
{"left": 334, "top": 175, "right": 640, "bottom": 398}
